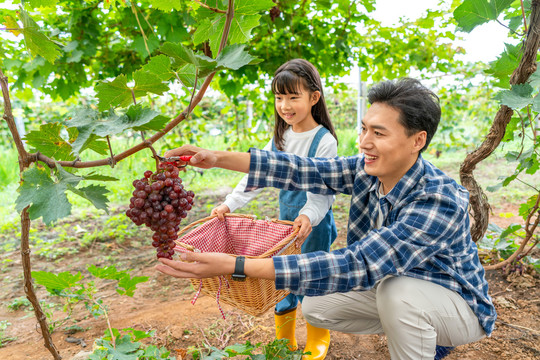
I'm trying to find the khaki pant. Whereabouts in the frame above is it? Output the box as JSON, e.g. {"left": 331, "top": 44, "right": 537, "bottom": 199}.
{"left": 301, "top": 276, "right": 486, "bottom": 359}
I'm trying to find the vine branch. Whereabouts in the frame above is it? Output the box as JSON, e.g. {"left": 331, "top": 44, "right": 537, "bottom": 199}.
{"left": 459, "top": 0, "right": 540, "bottom": 243}
{"left": 0, "top": 69, "right": 62, "bottom": 359}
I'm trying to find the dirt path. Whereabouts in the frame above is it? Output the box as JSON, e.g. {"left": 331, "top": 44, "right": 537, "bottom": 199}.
{"left": 0, "top": 192, "right": 538, "bottom": 359}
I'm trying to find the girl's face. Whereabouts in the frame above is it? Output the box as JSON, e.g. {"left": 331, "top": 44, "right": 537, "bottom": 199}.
{"left": 274, "top": 85, "right": 320, "bottom": 132}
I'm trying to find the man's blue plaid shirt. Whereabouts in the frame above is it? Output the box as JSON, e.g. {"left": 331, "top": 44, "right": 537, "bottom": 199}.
{"left": 246, "top": 148, "right": 496, "bottom": 335}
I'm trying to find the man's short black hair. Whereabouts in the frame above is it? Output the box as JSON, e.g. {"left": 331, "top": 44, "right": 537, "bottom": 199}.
{"left": 367, "top": 78, "right": 441, "bottom": 152}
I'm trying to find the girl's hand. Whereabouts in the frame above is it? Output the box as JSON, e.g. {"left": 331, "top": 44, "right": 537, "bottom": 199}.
{"left": 163, "top": 145, "right": 217, "bottom": 169}
{"left": 211, "top": 204, "right": 231, "bottom": 221}
{"left": 293, "top": 214, "right": 312, "bottom": 248}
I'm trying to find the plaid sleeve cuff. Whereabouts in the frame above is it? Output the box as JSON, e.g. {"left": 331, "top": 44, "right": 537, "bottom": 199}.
{"left": 246, "top": 148, "right": 269, "bottom": 191}
{"left": 273, "top": 255, "right": 301, "bottom": 291}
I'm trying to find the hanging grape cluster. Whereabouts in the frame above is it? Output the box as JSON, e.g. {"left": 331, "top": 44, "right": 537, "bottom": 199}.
{"left": 126, "top": 162, "right": 194, "bottom": 259}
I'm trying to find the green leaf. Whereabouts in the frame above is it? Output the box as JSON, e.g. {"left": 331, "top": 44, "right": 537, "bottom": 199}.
{"left": 67, "top": 184, "right": 110, "bottom": 212}
{"left": 228, "top": 14, "right": 261, "bottom": 45}
{"left": 519, "top": 194, "right": 539, "bottom": 220}
{"left": 82, "top": 173, "right": 119, "bottom": 182}
{"left": 101, "top": 335, "right": 142, "bottom": 360}
{"left": 493, "top": 83, "right": 534, "bottom": 110}
{"left": 235, "top": 0, "right": 275, "bottom": 15}
{"left": 18, "top": 9, "right": 61, "bottom": 63}
{"left": 532, "top": 93, "right": 540, "bottom": 112}
{"left": 56, "top": 163, "right": 84, "bottom": 186}
{"left": 24, "top": 123, "right": 76, "bottom": 161}
{"left": 95, "top": 74, "right": 133, "bottom": 111}
{"left": 486, "top": 43, "right": 521, "bottom": 87}
{"left": 149, "top": 0, "right": 183, "bottom": 11}
{"left": 215, "top": 44, "right": 260, "bottom": 70}
{"left": 66, "top": 105, "right": 166, "bottom": 141}
{"left": 454, "top": 0, "right": 514, "bottom": 32}
{"left": 159, "top": 42, "right": 197, "bottom": 66}
{"left": 88, "top": 265, "right": 127, "bottom": 281}
{"left": 29, "top": 0, "right": 58, "bottom": 7}
{"left": 15, "top": 166, "right": 72, "bottom": 225}
{"left": 127, "top": 105, "right": 169, "bottom": 131}
{"left": 141, "top": 54, "right": 173, "bottom": 81}
{"left": 500, "top": 223, "right": 522, "bottom": 239}
{"left": 117, "top": 275, "right": 149, "bottom": 297}
{"left": 32, "top": 270, "right": 83, "bottom": 291}
{"left": 133, "top": 69, "right": 169, "bottom": 97}
{"left": 528, "top": 63, "right": 540, "bottom": 87}
{"left": 175, "top": 63, "right": 203, "bottom": 88}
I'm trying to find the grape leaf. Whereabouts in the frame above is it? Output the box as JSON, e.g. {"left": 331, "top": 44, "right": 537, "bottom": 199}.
{"left": 24, "top": 123, "right": 76, "bottom": 161}
{"left": 215, "top": 44, "right": 260, "bottom": 70}
{"left": 68, "top": 184, "right": 110, "bottom": 212}
{"left": 82, "top": 173, "right": 118, "bottom": 181}
{"left": 127, "top": 105, "right": 169, "bottom": 131}
{"left": 95, "top": 74, "right": 133, "bottom": 111}
{"left": 175, "top": 63, "right": 203, "bottom": 88}
{"left": 29, "top": 0, "right": 58, "bottom": 8}
{"left": 528, "top": 63, "right": 540, "bottom": 88}
{"left": 18, "top": 9, "right": 61, "bottom": 63}
{"left": 149, "top": 0, "right": 183, "bottom": 11}
{"left": 228, "top": 14, "right": 261, "bottom": 45}
{"left": 3, "top": 15, "right": 22, "bottom": 36}
{"left": 117, "top": 274, "right": 149, "bottom": 297}
{"left": 454, "top": 0, "right": 514, "bottom": 32}
{"left": 132, "top": 69, "right": 169, "bottom": 97}
{"left": 235, "top": 0, "right": 275, "bottom": 15}
{"left": 32, "top": 270, "right": 83, "bottom": 291}
{"left": 494, "top": 83, "right": 534, "bottom": 110}
{"left": 159, "top": 42, "right": 198, "bottom": 66}
{"left": 66, "top": 105, "right": 168, "bottom": 148}
{"left": 486, "top": 43, "right": 521, "bottom": 88}
{"left": 141, "top": 54, "right": 173, "bottom": 81}
{"left": 15, "top": 166, "right": 72, "bottom": 225}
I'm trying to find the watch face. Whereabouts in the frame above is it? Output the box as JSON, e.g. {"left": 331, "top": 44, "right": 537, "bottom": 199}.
{"left": 232, "top": 274, "right": 246, "bottom": 282}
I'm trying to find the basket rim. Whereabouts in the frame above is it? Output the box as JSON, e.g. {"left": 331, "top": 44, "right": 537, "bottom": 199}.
{"left": 175, "top": 213, "right": 299, "bottom": 259}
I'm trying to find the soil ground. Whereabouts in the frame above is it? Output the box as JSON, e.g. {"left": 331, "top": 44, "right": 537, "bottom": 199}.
{"left": 0, "top": 190, "right": 538, "bottom": 360}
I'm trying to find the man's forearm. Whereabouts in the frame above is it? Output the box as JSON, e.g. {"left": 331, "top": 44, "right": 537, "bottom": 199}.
{"left": 213, "top": 150, "right": 251, "bottom": 173}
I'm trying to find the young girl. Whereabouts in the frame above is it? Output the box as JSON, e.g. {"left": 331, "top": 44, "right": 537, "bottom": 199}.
{"left": 211, "top": 59, "right": 338, "bottom": 360}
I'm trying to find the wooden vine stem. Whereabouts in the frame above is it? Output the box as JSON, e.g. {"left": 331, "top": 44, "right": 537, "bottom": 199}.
{"left": 1, "top": 69, "right": 61, "bottom": 359}
{"left": 0, "top": 1, "right": 235, "bottom": 358}
{"left": 459, "top": 0, "right": 540, "bottom": 247}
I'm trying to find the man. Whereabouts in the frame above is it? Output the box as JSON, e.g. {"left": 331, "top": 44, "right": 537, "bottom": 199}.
{"left": 158, "top": 78, "right": 496, "bottom": 359}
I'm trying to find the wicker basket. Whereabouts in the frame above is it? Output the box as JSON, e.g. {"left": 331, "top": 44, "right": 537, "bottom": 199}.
{"left": 174, "top": 213, "right": 300, "bottom": 317}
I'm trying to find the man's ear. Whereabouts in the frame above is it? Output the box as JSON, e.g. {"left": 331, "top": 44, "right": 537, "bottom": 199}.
{"left": 412, "top": 131, "right": 427, "bottom": 153}
{"left": 311, "top": 91, "right": 321, "bottom": 105}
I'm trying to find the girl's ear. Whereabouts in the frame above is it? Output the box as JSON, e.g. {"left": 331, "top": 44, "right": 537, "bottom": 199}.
{"left": 311, "top": 91, "right": 321, "bottom": 105}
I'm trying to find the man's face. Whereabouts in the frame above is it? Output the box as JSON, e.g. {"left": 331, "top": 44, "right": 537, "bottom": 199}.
{"left": 359, "top": 102, "right": 426, "bottom": 193}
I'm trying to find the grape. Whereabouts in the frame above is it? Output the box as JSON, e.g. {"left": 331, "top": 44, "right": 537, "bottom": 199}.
{"left": 125, "top": 163, "right": 196, "bottom": 259}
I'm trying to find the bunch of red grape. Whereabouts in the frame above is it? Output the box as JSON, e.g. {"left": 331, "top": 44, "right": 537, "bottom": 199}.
{"left": 125, "top": 162, "right": 194, "bottom": 259}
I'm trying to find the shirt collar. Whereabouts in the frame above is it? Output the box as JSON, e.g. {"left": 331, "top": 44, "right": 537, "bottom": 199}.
{"left": 368, "top": 155, "right": 425, "bottom": 206}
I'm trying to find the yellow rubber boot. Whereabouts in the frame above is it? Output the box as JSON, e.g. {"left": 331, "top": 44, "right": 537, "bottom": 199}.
{"left": 274, "top": 308, "right": 298, "bottom": 351}
{"left": 302, "top": 322, "right": 330, "bottom": 360}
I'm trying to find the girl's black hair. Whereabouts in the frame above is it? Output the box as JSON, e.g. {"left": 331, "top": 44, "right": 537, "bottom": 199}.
{"left": 271, "top": 59, "right": 337, "bottom": 151}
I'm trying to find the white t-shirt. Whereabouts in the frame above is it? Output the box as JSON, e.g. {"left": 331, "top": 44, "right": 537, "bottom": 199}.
{"left": 223, "top": 125, "right": 338, "bottom": 226}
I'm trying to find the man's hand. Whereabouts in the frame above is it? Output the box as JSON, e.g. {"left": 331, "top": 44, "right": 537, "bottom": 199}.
{"left": 156, "top": 252, "right": 276, "bottom": 280}
{"left": 293, "top": 214, "right": 312, "bottom": 248}
{"left": 156, "top": 252, "right": 235, "bottom": 279}
{"left": 164, "top": 145, "right": 218, "bottom": 169}
{"left": 211, "top": 204, "right": 231, "bottom": 220}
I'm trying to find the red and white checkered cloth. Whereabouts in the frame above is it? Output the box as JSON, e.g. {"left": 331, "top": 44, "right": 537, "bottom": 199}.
{"left": 174, "top": 216, "right": 295, "bottom": 256}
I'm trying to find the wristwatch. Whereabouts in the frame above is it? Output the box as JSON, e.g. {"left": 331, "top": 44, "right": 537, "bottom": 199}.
{"left": 232, "top": 256, "right": 246, "bottom": 281}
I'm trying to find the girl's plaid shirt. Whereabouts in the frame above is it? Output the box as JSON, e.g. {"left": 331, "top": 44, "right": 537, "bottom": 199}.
{"left": 245, "top": 148, "right": 496, "bottom": 336}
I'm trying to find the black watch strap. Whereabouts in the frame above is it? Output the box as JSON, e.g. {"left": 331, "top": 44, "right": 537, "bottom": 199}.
{"left": 232, "top": 256, "right": 246, "bottom": 281}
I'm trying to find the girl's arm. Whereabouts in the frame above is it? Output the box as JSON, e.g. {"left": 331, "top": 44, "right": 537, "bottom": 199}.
{"left": 298, "top": 133, "right": 338, "bottom": 225}
{"left": 222, "top": 140, "right": 274, "bottom": 212}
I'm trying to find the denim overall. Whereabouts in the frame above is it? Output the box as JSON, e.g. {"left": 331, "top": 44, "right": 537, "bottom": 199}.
{"left": 272, "top": 127, "right": 338, "bottom": 313}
